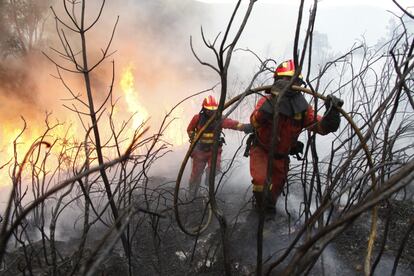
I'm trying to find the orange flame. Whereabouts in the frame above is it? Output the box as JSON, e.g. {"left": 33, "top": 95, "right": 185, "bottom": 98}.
{"left": 0, "top": 122, "right": 79, "bottom": 188}
{"left": 119, "top": 64, "right": 186, "bottom": 147}
{"left": 0, "top": 63, "right": 187, "bottom": 188}
{"left": 120, "top": 64, "right": 148, "bottom": 129}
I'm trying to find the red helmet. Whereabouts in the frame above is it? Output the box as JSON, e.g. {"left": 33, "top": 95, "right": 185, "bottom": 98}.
{"left": 202, "top": 95, "right": 218, "bottom": 110}
{"left": 274, "top": 59, "right": 296, "bottom": 78}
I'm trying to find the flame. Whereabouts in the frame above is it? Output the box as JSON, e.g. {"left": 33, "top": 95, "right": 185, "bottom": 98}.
{"left": 0, "top": 121, "right": 79, "bottom": 188}
{"left": 120, "top": 64, "right": 148, "bottom": 130}
{"left": 119, "top": 64, "right": 187, "bottom": 147}
{"left": 0, "top": 63, "right": 187, "bottom": 188}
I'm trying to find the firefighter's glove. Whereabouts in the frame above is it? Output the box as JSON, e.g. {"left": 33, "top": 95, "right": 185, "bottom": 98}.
{"left": 325, "top": 94, "right": 344, "bottom": 110}
{"left": 244, "top": 133, "right": 255, "bottom": 157}
{"left": 242, "top": 123, "right": 254, "bottom": 134}
{"left": 289, "top": 141, "right": 304, "bottom": 160}
{"left": 321, "top": 94, "right": 343, "bottom": 133}
{"left": 289, "top": 141, "right": 304, "bottom": 155}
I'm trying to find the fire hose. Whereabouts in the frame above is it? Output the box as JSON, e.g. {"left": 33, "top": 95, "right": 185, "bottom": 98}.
{"left": 173, "top": 83, "right": 378, "bottom": 271}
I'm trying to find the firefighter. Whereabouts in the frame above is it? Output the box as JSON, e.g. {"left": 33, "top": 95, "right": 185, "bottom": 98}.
{"left": 187, "top": 95, "right": 252, "bottom": 197}
{"left": 249, "top": 59, "right": 343, "bottom": 211}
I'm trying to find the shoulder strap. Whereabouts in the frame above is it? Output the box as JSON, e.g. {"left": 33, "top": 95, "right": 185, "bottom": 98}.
{"left": 301, "top": 110, "right": 306, "bottom": 128}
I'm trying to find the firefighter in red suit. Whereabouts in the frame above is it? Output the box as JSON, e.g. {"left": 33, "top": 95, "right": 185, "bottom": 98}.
{"left": 249, "top": 59, "right": 343, "bottom": 211}
{"left": 187, "top": 95, "right": 252, "bottom": 196}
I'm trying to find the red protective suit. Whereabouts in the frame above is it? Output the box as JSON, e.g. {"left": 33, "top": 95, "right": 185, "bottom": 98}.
{"left": 250, "top": 94, "right": 330, "bottom": 205}
{"left": 187, "top": 113, "right": 244, "bottom": 191}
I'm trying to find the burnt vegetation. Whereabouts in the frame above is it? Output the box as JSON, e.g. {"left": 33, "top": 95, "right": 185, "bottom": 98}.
{"left": 0, "top": 0, "right": 413, "bottom": 275}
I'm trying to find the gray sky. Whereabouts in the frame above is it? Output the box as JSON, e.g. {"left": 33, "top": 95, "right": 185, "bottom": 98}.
{"left": 193, "top": 0, "right": 412, "bottom": 49}
{"left": 196, "top": 0, "right": 412, "bottom": 10}
{"left": 187, "top": 0, "right": 413, "bottom": 80}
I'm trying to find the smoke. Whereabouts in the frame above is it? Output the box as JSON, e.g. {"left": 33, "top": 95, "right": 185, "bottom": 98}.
{"left": 0, "top": 0, "right": 220, "bottom": 213}
{"left": 0, "top": 0, "right": 407, "bottom": 131}
{"left": 0, "top": 59, "right": 38, "bottom": 117}
{"left": 106, "top": 0, "right": 218, "bottom": 120}
{"left": 0, "top": 0, "right": 219, "bottom": 151}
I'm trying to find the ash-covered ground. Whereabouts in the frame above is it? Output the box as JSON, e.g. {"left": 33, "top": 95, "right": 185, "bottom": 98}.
{"left": 2, "top": 176, "right": 413, "bottom": 275}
